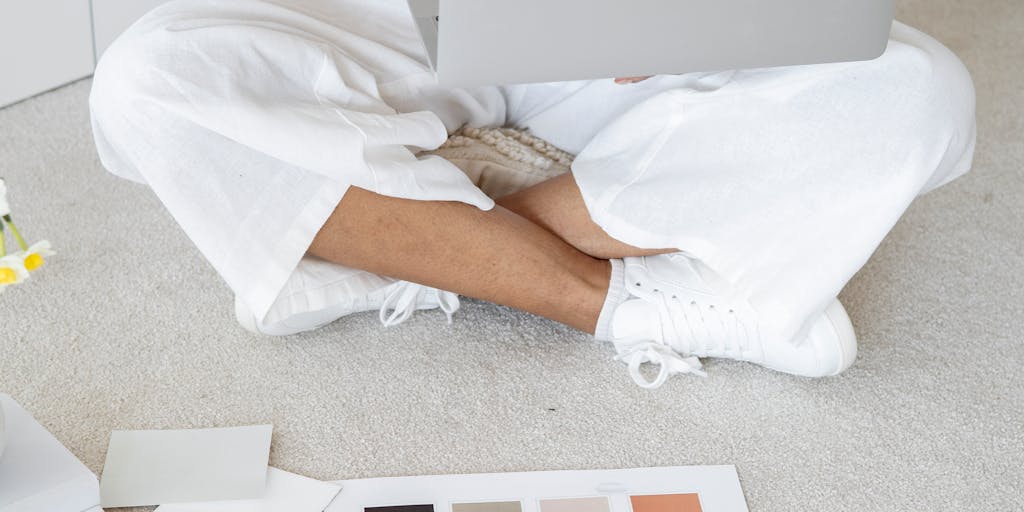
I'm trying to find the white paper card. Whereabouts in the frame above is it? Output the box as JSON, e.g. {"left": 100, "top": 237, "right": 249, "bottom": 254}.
{"left": 0, "top": 394, "right": 101, "bottom": 512}
{"left": 155, "top": 467, "right": 341, "bottom": 512}
{"left": 100, "top": 425, "right": 273, "bottom": 508}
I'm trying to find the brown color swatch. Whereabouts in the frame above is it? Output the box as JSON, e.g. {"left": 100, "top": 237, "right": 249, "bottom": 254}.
{"left": 366, "top": 506, "right": 434, "bottom": 512}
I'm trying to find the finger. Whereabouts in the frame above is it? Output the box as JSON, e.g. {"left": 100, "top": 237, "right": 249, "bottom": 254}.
{"left": 614, "top": 76, "right": 652, "bottom": 84}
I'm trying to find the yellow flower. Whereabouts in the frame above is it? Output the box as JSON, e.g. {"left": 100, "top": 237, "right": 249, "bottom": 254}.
{"left": 20, "top": 240, "right": 55, "bottom": 272}
{"left": 0, "top": 254, "right": 28, "bottom": 292}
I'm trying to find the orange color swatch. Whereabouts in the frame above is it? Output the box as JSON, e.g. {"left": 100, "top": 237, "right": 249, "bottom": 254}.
{"left": 629, "top": 494, "right": 703, "bottom": 512}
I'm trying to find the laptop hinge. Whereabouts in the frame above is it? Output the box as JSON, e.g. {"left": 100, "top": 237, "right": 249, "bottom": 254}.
{"left": 407, "top": 0, "right": 440, "bottom": 69}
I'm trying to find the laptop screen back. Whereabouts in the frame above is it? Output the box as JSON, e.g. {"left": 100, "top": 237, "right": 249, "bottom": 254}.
{"left": 409, "top": 0, "right": 895, "bottom": 87}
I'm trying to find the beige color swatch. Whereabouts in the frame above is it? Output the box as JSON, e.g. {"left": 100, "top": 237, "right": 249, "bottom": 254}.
{"left": 539, "top": 497, "right": 610, "bottom": 512}
{"left": 452, "top": 502, "right": 523, "bottom": 512}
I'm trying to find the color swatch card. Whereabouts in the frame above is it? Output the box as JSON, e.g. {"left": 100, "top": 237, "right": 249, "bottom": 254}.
{"left": 327, "top": 466, "right": 747, "bottom": 512}
{"left": 155, "top": 468, "right": 341, "bottom": 512}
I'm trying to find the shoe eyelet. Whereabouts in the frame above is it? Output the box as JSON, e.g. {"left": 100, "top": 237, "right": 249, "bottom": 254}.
{"left": 635, "top": 282, "right": 642, "bottom": 287}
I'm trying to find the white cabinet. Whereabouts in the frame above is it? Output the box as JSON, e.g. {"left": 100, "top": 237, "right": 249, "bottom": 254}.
{"left": 92, "top": 0, "right": 171, "bottom": 58}
{"left": 0, "top": 1, "right": 95, "bottom": 107}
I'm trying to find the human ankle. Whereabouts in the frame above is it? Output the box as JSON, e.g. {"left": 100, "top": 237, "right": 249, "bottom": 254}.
{"left": 593, "top": 258, "right": 627, "bottom": 341}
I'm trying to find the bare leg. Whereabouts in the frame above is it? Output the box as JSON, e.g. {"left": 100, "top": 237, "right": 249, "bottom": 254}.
{"left": 498, "top": 173, "right": 676, "bottom": 260}
{"left": 309, "top": 187, "right": 611, "bottom": 333}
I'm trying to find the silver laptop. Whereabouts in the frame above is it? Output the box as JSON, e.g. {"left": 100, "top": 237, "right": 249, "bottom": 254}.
{"left": 408, "top": 0, "right": 895, "bottom": 88}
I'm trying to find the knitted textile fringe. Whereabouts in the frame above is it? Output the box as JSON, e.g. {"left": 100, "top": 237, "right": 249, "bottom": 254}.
{"left": 425, "top": 127, "right": 576, "bottom": 199}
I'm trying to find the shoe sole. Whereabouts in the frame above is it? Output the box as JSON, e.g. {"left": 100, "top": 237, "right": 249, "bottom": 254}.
{"left": 234, "top": 288, "right": 449, "bottom": 337}
{"left": 235, "top": 295, "right": 354, "bottom": 337}
{"left": 823, "top": 299, "right": 858, "bottom": 376}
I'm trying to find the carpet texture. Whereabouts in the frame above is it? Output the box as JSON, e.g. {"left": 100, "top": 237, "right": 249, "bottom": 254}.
{"left": 0, "top": 1, "right": 1021, "bottom": 510}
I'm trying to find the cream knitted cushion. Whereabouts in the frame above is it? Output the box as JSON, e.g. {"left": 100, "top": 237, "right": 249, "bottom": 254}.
{"left": 424, "top": 127, "right": 575, "bottom": 199}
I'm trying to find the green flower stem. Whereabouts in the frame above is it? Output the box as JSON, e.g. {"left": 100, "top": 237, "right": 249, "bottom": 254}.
{"left": 0, "top": 222, "right": 5, "bottom": 257}
{"left": 2, "top": 215, "right": 27, "bottom": 251}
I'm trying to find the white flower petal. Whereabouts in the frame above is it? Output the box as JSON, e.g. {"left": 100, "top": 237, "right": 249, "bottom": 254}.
{"left": 26, "top": 240, "right": 56, "bottom": 257}
{"left": 0, "top": 179, "right": 9, "bottom": 217}
{"left": 0, "top": 254, "right": 29, "bottom": 275}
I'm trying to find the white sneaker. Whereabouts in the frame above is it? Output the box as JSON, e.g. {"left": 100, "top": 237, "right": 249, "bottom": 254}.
{"left": 235, "top": 281, "right": 460, "bottom": 336}
{"left": 610, "top": 254, "right": 857, "bottom": 388}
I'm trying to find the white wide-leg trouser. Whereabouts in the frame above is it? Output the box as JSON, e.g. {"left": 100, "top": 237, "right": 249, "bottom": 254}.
{"left": 90, "top": 0, "right": 976, "bottom": 339}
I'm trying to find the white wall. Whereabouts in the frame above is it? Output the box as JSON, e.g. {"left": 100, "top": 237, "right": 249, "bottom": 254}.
{"left": 0, "top": 0, "right": 171, "bottom": 108}
{"left": 92, "top": 0, "right": 171, "bottom": 58}
{"left": 0, "top": 1, "right": 95, "bottom": 108}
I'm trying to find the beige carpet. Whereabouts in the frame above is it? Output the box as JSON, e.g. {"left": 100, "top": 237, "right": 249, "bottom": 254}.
{"left": 1, "top": 1, "right": 1021, "bottom": 510}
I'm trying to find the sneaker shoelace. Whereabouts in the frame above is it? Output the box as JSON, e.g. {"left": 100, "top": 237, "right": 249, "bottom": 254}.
{"left": 379, "top": 281, "right": 460, "bottom": 327}
{"left": 615, "top": 292, "right": 761, "bottom": 389}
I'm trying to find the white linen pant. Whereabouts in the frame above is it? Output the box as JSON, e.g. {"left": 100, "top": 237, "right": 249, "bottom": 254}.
{"left": 90, "top": 0, "right": 976, "bottom": 339}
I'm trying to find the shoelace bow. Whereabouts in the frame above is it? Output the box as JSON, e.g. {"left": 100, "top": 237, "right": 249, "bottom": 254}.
{"left": 379, "top": 281, "right": 460, "bottom": 327}
{"left": 615, "top": 293, "right": 759, "bottom": 389}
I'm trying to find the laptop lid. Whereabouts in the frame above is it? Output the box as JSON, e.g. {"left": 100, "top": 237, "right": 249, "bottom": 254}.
{"left": 409, "top": 0, "right": 895, "bottom": 88}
